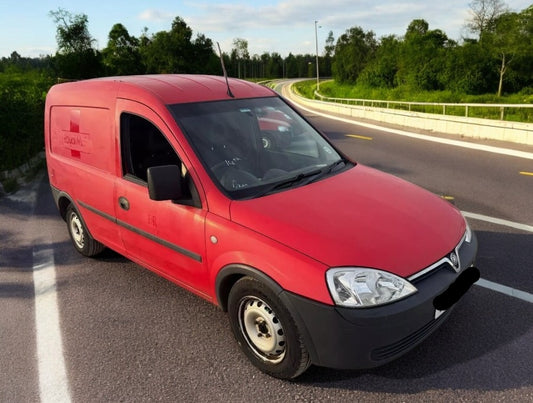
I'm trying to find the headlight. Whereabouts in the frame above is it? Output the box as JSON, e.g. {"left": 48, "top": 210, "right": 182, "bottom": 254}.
{"left": 326, "top": 268, "right": 417, "bottom": 308}
{"left": 464, "top": 221, "right": 472, "bottom": 243}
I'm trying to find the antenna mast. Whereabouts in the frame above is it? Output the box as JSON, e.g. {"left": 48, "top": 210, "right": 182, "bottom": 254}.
{"left": 216, "top": 42, "right": 234, "bottom": 98}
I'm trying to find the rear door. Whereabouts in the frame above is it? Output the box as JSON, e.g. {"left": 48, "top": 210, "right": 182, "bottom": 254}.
{"left": 114, "top": 99, "right": 209, "bottom": 297}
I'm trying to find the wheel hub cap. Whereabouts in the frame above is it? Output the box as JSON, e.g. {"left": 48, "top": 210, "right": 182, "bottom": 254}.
{"left": 70, "top": 215, "right": 84, "bottom": 249}
{"left": 239, "top": 297, "right": 286, "bottom": 363}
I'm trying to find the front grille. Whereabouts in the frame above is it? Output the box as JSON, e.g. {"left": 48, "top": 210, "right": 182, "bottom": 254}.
{"left": 371, "top": 310, "right": 450, "bottom": 362}
{"left": 410, "top": 262, "right": 450, "bottom": 284}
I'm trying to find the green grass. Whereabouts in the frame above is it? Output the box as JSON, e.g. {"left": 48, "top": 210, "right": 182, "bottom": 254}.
{"left": 294, "top": 80, "right": 533, "bottom": 123}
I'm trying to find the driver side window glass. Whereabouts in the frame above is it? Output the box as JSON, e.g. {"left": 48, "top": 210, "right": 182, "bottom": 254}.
{"left": 120, "top": 113, "right": 181, "bottom": 182}
{"left": 120, "top": 113, "right": 201, "bottom": 207}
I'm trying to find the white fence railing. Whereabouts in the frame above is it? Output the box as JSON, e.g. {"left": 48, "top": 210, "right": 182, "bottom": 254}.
{"left": 314, "top": 91, "right": 533, "bottom": 123}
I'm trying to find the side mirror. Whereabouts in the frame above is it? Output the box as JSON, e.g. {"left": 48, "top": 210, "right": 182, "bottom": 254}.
{"left": 147, "top": 165, "right": 183, "bottom": 201}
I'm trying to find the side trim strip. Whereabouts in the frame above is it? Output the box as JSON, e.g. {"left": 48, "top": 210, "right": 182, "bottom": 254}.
{"left": 78, "top": 200, "right": 203, "bottom": 263}
{"left": 79, "top": 200, "right": 116, "bottom": 223}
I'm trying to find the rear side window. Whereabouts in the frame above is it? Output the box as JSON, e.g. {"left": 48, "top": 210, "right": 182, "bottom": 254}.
{"left": 120, "top": 113, "right": 181, "bottom": 182}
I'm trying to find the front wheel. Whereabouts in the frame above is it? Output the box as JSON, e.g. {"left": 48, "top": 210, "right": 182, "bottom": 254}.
{"left": 228, "top": 277, "right": 311, "bottom": 379}
{"left": 66, "top": 205, "right": 105, "bottom": 257}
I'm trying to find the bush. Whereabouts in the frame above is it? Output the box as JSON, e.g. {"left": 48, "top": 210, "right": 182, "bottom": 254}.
{"left": 0, "top": 72, "right": 54, "bottom": 171}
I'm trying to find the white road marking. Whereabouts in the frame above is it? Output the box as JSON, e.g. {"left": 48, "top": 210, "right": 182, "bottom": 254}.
{"left": 13, "top": 115, "right": 530, "bottom": 403}
{"left": 461, "top": 211, "right": 533, "bottom": 233}
{"left": 289, "top": 97, "right": 533, "bottom": 302}
{"left": 476, "top": 279, "right": 533, "bottom": 303}
{"left": 294, "top": 102, "right": 533, "bottom": 160}
{"left": 460, "top": 211, "right": 533, "bottom": 303}
{"left": 33, "top": 247, "right": 72, "bottom": 403}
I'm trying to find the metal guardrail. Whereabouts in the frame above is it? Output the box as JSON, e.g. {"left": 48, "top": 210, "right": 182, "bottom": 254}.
{"left": 314, "top": 91, "right": 533, "bottom": 123}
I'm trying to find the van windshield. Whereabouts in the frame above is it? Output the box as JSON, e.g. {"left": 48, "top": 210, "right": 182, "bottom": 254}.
{"left": 169, "top": 97, "right": 350, "bottom": 199}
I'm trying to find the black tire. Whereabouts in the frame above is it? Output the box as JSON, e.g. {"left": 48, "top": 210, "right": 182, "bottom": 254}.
{"left": 66, "top": 205, "right": 105, "bottom": 257}
{"left": 228, "top": 276, "right": 311, "bottom": 379}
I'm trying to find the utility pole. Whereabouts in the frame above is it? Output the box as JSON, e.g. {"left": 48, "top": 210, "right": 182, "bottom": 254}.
{"left": 315, "top": 20, "right": 320, "bottom": 91}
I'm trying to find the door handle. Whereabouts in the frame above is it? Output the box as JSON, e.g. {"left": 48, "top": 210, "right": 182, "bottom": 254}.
{"left": 118, "top": 196, "right": 130, "bottom": 211}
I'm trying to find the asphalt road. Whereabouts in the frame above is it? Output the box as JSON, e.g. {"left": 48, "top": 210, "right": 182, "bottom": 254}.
{"left": 1, "top": 92, "right": 532, "bottom": 402}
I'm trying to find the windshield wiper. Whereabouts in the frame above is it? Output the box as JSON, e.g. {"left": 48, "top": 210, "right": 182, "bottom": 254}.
{"left": 307, "top": 159, "right": 347, "bottom": 183}
{"left": 255, "top": 168, "right": 322, "bottom": 197}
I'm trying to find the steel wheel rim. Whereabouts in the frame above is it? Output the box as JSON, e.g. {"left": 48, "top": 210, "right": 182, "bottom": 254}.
{"left": 238, "top": 296, "right": 286, "bottom": 363}
{"left": 69, "top": 213, "right": 85, "bottom": 249}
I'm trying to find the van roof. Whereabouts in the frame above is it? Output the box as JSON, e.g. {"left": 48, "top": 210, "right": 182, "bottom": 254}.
{"left": 50, "top": 75, "right": 276, "bottom": 106}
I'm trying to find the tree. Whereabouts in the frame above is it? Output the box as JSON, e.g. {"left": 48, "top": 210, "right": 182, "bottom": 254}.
{"left": 142, "top": 17, "right": 193, "bottom": 73}
{"left": 232, "top": 38, "right": 249, "bottom": 78}
{"left": 484, "top": 11, "right": 530, "bottom": 96}
{"left": 140, "top": 17, "right": 217, "bottom": 75}
{"left": 267, "top": 52, "right": 283, "bottom": 78}
{"left": 323, "top": 31, "right": 335, "bottom": 77}
{"left": 332, "top": 26, "right": 377, "bottom": 83}
{"left": 513, "top": 5, "right": 533, "bottom": 89}
{"left": 405, "top": 19, "right": 429, "bottom": 38}
{"left": 358, "top": 35, "right": 401, "bottom": 88}
{"left": 190, "top": 34, "right": 219, "bottom": 75}
{"left": 102, "top": 24, "right": 143, "bottom": 75}
{"left": 441, "top": 40, "right": 495, "bottom": 94}
{"left": 396, "top": 19, "right": 450, "bottom": 90}
{"left": 49, "top": 8, "right": 95, "bottom": 53}
{"left": 284, "top": 53, "right": 299, "bottom": 78}
{"left": 467, "top": 0, "right": 509, "bottom": 37}
{"left": 49, "top": 8, "right": 101, "bottom": 78}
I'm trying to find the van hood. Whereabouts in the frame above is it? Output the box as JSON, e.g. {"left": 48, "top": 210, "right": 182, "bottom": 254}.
{"left": 230, "top": 165, "right": 465, "bottom": 277}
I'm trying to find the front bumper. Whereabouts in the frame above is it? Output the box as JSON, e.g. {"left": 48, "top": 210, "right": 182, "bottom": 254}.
{"left": 280, "top": 232, "right": 478, "bottom": 370}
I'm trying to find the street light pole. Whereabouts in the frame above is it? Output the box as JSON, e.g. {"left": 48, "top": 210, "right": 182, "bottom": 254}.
{"left": 315, "top": 20, "right": 320, "bottom": 92}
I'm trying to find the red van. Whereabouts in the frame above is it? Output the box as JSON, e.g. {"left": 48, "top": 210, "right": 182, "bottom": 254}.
{"left": 44, "top": 75, "right": 479, "bottom": 379}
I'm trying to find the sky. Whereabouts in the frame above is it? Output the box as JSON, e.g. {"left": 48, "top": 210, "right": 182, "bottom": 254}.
{"left": 1, "top": 0, "right": 531, "bottom": 59}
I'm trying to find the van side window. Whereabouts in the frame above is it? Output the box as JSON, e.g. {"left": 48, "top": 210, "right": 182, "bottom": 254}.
{"left": 120, "top": 113, "right": 201, "bottom": 208}
{"left": 120, "top": 113, "right": 181, "bottom": 182}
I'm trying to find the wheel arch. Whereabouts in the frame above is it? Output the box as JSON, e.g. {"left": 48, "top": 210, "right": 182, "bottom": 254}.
{"left": 215, "top": 264, "right": 284, "bottom": 312}
{"left": 50, "top": 186, "right": 74, "bottom": 221}
{"left": 51, "top": 188, "right": 97, "bottom": 246}
{"left": 57, "top": 195, "right": 73, "bottom": 221}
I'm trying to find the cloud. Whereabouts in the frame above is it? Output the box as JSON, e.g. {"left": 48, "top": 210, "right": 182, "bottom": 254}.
{"left": 135, "top": 0, "right": 479, "bottom": 57}
{"left": 138, "top": 9, "right": 174, "bottom": 22}
{"left": 185, "top": 0, "right": 334, "bottom": 32}
{"left": 184, "top": 1, "right": 422, "bottom": 35}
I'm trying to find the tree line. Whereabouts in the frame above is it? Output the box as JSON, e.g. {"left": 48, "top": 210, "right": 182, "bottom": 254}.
{"left": 2, "top": 1, "right": 531, "bottom": 97}
{"left": 1, "top": 1, "right": 532, "bottom": 174}
{"left": 0, "top": 8, "right": 323, "bottom": 81}
{"left": 335, "top": 1, "right": 533, "bottom": 97}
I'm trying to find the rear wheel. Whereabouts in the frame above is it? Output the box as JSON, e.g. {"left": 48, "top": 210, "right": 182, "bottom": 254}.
{"left": 66, "top": 205, "right": 105, "bottom": 257}
{"left": 228, "top": 276, "right": 310, "bottom": 379}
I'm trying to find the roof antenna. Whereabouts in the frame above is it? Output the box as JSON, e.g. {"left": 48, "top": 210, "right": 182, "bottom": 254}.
{"left": 216, "top": 42, "right": 234, "bottom": 98}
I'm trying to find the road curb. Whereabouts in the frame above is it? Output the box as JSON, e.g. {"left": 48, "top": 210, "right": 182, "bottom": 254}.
{"left": 285, "top": 83, "right": 533, "bottom": 147}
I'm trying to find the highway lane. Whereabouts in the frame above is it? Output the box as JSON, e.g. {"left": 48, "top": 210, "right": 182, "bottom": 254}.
{"left": 304, "top": 111, "right": 533, "bottom": 226}
{"left": 1, "top": 100, "right": 533, "bottom": 401}
{"left": 299, "top": 110, "right": 533, "bottom": 296}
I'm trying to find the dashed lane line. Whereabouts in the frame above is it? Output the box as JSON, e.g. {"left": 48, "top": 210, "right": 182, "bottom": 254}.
{"left": 33, "top": 247, "right": 72, "bottom": 403}
{"left": 346, "top": 134, "right": 373, "bottom": 141}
